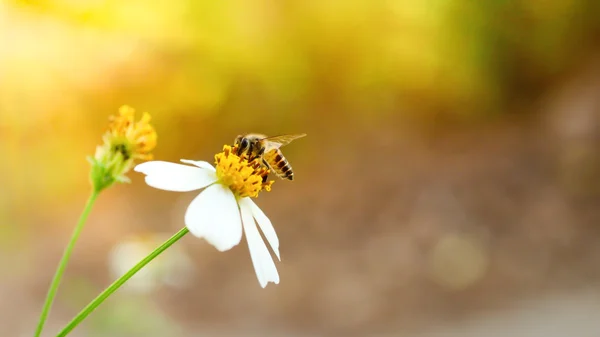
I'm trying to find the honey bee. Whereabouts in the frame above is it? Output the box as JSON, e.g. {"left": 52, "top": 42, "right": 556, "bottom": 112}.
{"left": 234, "top": 133, "right": 306, "bottom": 181}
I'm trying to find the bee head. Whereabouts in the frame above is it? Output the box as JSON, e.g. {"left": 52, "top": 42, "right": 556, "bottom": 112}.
{"left": 234, "top": 135, "right": 250, "bottom": 155}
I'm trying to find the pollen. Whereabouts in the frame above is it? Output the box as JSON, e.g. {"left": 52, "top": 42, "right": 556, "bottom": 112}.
{"left": 214, "top": 145, "right": 274, "bottom": 198}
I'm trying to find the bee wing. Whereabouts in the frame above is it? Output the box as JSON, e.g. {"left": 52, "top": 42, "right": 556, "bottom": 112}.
{"left": 263, "top": 133, "right": 306, "bottom": 151}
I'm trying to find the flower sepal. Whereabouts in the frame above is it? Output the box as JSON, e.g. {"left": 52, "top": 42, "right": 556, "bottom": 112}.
{"left": 88, "top": 156, "right": 116, "bottom": 192}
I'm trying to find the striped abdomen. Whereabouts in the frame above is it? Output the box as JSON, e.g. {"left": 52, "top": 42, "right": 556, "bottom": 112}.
{"left": 263, "top": 149, "right": 294, "bottom": 180}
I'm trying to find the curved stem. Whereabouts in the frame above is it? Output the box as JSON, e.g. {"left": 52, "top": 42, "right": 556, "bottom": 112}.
{"left": 55, "top": 227, "right": 190, "bottom": 337}
{"left": 34, "top": 190, "right": 100, "bottom": 337}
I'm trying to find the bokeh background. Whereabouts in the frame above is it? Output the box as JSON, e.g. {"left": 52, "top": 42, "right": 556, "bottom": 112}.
{"left": 2, "top": 0, "right": 600, "bottom": 336}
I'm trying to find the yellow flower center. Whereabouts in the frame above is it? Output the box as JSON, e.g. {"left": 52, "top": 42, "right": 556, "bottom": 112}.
{"left": 214, "top": 145, "right": 274, "bottom": 198}
{"left": 108, "top": 105, "right": 157, "bottom": 161}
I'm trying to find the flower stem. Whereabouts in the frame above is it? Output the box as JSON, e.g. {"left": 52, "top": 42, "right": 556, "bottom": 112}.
{"left": 54, "top": 227, "right": 190, "bottom": 337}
{"left": 34, "top": 190, "right": 100, "bottom": 337}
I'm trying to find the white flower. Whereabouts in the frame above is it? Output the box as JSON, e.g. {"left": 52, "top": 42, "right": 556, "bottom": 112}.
{"left": 109, "top": 233, "right": 195, "bottom": 293}
{"left": 134, "top": 145, "right": 280, "bottom": 288}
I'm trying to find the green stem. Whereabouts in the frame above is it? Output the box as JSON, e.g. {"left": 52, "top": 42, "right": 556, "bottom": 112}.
{"left": 55, "top": 227, "right": 190, "bottom": 337}
{"left": 34, "top": 190, "right": 100, "bottom": 337}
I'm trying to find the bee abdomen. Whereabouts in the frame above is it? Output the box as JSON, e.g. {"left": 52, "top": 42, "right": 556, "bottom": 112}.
{"left": 279, "top": 163, "right": 294, "bottom": 180}
{"left": 265, "top": 150, "right": 295, "bottom": 180}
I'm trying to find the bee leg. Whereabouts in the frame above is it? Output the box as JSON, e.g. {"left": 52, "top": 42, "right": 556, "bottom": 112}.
{"left": 262, "top": 159, "right": 271, "bottom": 183}
{"left": 247, "top": 142, "right": 253, "bottom": 157}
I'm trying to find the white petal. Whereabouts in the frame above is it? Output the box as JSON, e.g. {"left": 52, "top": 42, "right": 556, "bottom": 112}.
{"left": 240, "top": 200, "right": 280, "bottom": 288}
{"left": 185, "top": 184, "right": 243, "bottom": 251}
{"left": 243, "top": 198, "right": 280, "bottom": 261}
{"left": 180, "top": 159, "right": 216, "bottom": 171}
{"left": 135, "top": 161, "right": 217, "bottom": 192}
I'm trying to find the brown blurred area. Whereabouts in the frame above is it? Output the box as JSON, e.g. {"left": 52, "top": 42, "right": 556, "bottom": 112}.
{"left": 1, "top": 0, "right": 600, "bottom": 336}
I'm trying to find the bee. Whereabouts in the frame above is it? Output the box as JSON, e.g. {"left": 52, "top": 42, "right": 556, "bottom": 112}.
{"left": 233, "top": 133, "right": 306, "bottom": 181}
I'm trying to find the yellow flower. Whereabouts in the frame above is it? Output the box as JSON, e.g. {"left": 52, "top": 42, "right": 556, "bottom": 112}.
{"left": 107, "top": 105, "right": 156, "bottom": 161}
{"left": 90, "top": 105, "right": 157, "bottom": 191}
{"left": 134, "top": 144, "right": 280, "bottom": 288}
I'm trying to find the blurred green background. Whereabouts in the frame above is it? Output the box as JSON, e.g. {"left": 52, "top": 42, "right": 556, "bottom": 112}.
{"left": 2, "top": 0, "right": 600, "bottom": 336}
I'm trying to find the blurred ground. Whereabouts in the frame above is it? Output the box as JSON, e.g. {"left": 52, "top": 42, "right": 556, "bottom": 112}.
{"left": 1, "top": 1, "right": 600, "bottom": 336}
